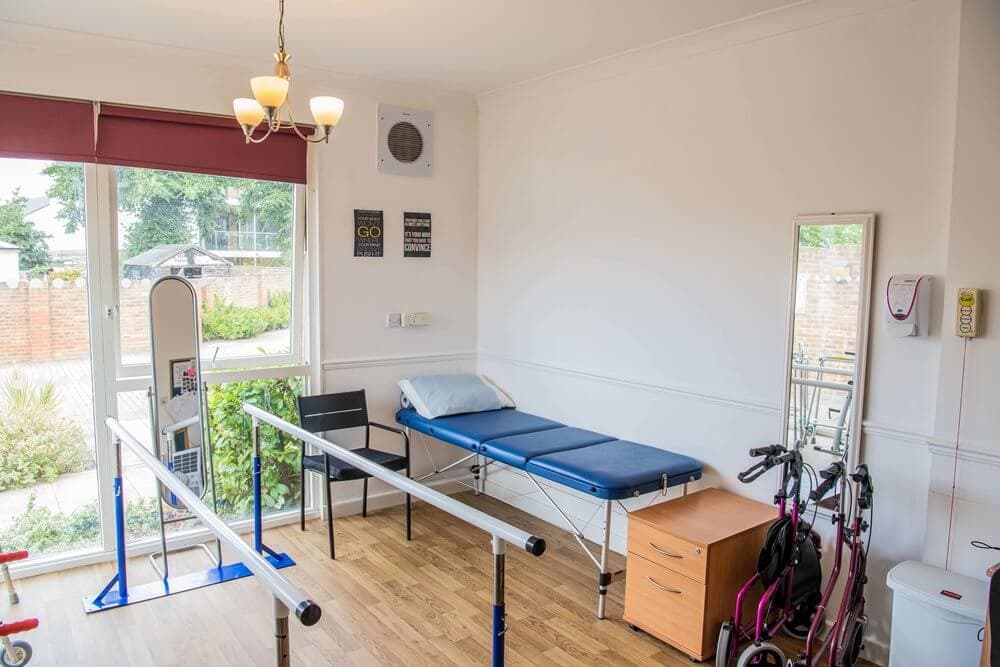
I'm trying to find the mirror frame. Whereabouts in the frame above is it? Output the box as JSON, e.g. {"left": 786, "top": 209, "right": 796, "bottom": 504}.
{"left": 778, "top": 213, "right": 876, "bottom": 475}
{"left": 148, "top": 274, "right": 209, "bottom": 503}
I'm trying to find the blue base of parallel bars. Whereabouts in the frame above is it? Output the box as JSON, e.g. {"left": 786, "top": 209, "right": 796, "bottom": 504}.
{"left": 82, "top": 550, "right": 295, "bottom": 613}
{"left": 492, "top": 603, "right": 505, "bottom": 667}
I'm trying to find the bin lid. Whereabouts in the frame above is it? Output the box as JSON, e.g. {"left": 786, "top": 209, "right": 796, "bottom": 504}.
{"left": 886, "top": 560, "right": 986, "bottom": 621}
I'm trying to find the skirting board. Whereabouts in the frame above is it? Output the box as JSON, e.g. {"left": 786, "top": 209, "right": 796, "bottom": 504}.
{"left": 321, "top": 473, "right": 475, "bottom": 519}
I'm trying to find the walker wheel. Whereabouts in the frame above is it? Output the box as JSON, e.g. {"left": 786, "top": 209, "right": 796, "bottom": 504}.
{"left": 736, "top": 642, "right": 785, "bottom": 667}
{"left": 715, "top": 620, "right": 735, "bottom": 667}
{"left": 1, "top": 640, "right": 32, "bottom": 667}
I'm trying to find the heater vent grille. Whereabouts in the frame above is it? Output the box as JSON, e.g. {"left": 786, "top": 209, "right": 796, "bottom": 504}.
{"left": 387, "top": 122, "right": 423, "bottom": 163}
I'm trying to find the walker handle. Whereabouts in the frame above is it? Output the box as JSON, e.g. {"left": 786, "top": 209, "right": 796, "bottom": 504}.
{"left": 809, "top": 462, "right": 844, "bottom": 502}
{"left": 0, "top": 618, "right": 39, "bottom": 636}
{"left": 851, "top": 464, "right": 874, "bottom": 509}
{"left": 0, "top": 550, "right": 28, "bottom": 564}
{"left": 749, "top": 445, "right": 784, "bottom": 458}
{"left": 738, "top": 460, "right": 769, "bottom": 484}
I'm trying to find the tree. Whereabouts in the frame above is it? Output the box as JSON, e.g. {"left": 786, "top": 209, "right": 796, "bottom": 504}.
{"left": 237, "top": 179, "right": 294, "bottom": 257}
{"left": 798, "top": 224, "right": 863, "bottom": 248}
{"left": 42, "top": 164, "right": 86, "bottom": 234}
{"left": 44, "top": 165, "right": 294, "bottom": 261}
{"left": 0, "top": 192, "right": 50, "bottom": 272}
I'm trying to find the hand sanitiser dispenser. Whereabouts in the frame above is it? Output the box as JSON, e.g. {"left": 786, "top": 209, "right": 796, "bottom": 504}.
{"left": 886, "top": 274, "right": 931, "bottom": 337}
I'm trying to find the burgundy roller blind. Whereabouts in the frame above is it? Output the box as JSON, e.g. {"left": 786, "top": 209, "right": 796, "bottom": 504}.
{"left": 97, "top": 105, "right": 307, "bottom": 184}
{"left": 0, "top": 93, "right": 96, "bottom": 162}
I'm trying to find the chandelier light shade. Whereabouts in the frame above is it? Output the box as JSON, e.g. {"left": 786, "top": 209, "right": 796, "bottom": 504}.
{"left": 250, "top": 76, "right": 290, "bottom": 110}
{"left": 234, "top": 0, "right": 344, "bottom": 144}
{"left": 309, "top": 96, "right": 345, "bottom": 127}
{"left": 233, "top": 98, "right": 266, "bottom": 128}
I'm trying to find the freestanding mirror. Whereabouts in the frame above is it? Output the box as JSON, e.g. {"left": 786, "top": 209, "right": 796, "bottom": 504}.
{"left": 781, "top": 213, "right": 875, "bottom": 475}
{"left": 148, "top": 275, "right": 219, "bottom": 575}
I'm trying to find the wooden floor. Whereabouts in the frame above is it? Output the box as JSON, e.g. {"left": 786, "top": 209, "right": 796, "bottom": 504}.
{"left": 7, "top": 493, "right": 871, "bottom": 666}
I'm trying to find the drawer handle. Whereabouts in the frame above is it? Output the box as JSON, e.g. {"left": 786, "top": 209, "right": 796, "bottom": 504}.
{"left": 648, "top": 541, "right": 683, "bottom": 559}
{"left": 646, "top": 577, "right": 682, "bottom": 594}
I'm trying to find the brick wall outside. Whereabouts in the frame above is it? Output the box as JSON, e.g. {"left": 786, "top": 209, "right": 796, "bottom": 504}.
{"left": 792, "top": 244, "right": 864, "bottom": 363}
{"left": 0, "top": 284, "right": 30, "bottom": 361}
{"left": 0, "top": 267, "right": 291, "bottom": 363}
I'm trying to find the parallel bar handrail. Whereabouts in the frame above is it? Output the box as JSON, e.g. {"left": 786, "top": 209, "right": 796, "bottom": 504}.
{"left": 105, "top": 417, "right": 320, "bottom": 625}
{"left": 243, "top": 403, "right": 546, "bottom": 556}
{"left": 160, "top": 414, "right": 200, "bottom": 436}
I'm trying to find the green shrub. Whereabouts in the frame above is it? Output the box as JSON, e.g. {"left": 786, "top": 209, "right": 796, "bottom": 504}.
{"left": 265, "top": 290, "right": 291, "bottom": 329}
{"left": 201, "top": 290, "right": 290, "bottom": 341}
{"left": 0, "top": 373, "right": 91, "bottom": 490}
{"left": 208, "top": 376, "right": 302, "bottom": 514}
{"left": 50, "top": 266, "right": 84, "bottom": 281}
{"left": 0, "top": 494, "right": 161, "bottom": 555}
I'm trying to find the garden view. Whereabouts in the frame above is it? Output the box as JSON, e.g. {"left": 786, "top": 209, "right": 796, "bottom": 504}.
{"left": 0, "top": 158, "right": 306, "bottom": 559}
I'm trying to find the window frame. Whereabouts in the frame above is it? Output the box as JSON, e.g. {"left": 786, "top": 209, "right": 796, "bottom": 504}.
{"left": 104, "top": 168, "right": 307, "bottom": 378}
{"left": 1, "top": 128, "right": 316, "bottom": 579}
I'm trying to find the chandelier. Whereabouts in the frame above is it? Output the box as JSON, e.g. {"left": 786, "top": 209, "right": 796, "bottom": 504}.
{"left": 232, "top": 0, "right": 344, "bottom": 144}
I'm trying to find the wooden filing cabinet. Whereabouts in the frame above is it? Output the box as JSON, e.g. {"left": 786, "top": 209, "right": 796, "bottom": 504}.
{"left": 983, "top": 561, "right": 999, "bottom": 667}
{"left": 623, "top": 488, "right": 775, "bottom": 661}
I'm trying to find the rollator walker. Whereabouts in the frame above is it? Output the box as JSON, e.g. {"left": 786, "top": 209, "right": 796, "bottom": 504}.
{"left": 1, "top": 549, "right": 38, "bottom": 667}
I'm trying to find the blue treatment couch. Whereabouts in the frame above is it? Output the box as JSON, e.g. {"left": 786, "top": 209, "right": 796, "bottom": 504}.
{"left": 396, "top": 407, "right": 703, "bottom": 617}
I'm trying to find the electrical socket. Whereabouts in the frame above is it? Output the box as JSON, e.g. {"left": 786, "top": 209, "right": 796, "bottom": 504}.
{"left": 402, "top": 312, "right": 431, "bottom": 327}
{"left": 386, "top": 313, "right": 402, "bottom": 328}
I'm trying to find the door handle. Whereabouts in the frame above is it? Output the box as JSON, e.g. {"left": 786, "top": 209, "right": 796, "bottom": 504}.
{"left": 646, "top": 577, "right": 682, "bottom": 594}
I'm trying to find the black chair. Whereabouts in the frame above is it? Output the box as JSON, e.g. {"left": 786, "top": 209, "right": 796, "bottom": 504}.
{"left": 296, "top": 390, "right": 411, "bottom": 559}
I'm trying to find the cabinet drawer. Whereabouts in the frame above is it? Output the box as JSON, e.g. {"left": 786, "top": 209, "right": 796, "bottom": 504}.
{"left": 624, "top": 555, "right": 706, "bottom": 655}
{"left": 629, "top": 520, "right": 707, "bottom": 583}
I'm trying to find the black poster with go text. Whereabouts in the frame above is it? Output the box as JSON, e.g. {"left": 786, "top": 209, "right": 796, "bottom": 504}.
{"left": 354, "top": 209, "right": 384, "bottom": 257}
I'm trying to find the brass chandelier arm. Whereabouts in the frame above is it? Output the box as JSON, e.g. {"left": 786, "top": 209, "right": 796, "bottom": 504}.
{"left": 244, "top": 127, "right": 275, "bottom": 144}
{"left": 284, "top": 102, "right": 328, "bottom": 143}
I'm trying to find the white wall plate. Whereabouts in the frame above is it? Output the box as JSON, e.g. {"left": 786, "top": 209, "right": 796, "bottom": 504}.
{"left": 377, "top": 104, "right": 434, "bottom": 177}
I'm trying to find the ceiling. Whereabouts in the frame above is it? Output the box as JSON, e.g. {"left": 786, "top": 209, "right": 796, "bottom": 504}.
{"left": 1, "top": 0, "right": 800, "bottom": 93}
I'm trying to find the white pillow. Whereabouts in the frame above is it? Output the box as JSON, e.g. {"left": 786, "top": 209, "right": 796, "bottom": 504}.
{"left": 398, "top": 374, "right": 515, "bottom": 419}
{"left": 480, "top": 375, "right": 516, "bottom": 408}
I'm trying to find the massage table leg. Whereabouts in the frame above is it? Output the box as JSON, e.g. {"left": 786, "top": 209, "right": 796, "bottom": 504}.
{"left": 597, "top": 499, "right": 612, "bottom": 619}
{"left": 474, "top": 454, "right": 482, "bottom": 495}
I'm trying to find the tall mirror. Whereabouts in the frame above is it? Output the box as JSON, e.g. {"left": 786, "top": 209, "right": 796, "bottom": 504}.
{"left": 149, "top": 276, "right": 209, "bottom": 508}
{"left": 782, "top": 213, "right": 875, "bottom": 474}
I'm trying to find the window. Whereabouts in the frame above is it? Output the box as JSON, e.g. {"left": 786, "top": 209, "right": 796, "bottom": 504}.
{"left": 0, "top": 157, "right": 102, "bottom": 559}
{"left": 0, "top": 93, "right": 313, "bottom": 573}
{"left": 112, "top": 167, "right": 304, "bottom": 372}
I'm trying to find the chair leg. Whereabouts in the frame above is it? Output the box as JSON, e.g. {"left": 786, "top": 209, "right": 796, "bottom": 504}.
{"left": 405, "top": 493, "right": 412, "bottom": 541}
{"left": 405, "top": 464, "right": 412, "bottom": 541}
{"left": 362, "top": 478, "right": 369, "bottom": 518}
{"left": 325, "top": 479, "right": 335, "bottom": 560}
{"left": 299, "top": 466, "right": 306, "bottom": 531}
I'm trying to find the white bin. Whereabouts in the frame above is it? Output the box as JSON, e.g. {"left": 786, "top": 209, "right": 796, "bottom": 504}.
{"left": 886, "top": 560, "right": 986, "bottom": 667}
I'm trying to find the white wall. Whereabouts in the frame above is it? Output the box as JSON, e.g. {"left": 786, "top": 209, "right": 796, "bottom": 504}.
{"left": 477, "top": 1, "right": 961, "bottom": 662}
{"left": 0, "top": 248, "right": 18, "bottom": 284}
{"left": 925, "top": 0, "right": 1000, "bottom": 580}
{"left": 0, "top": 22, "right": 480, "bottom": 503}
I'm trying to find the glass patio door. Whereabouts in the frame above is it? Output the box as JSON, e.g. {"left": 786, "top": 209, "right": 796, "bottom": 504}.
{"left": 0, "top": 158, "right": 106, "bottom": 562}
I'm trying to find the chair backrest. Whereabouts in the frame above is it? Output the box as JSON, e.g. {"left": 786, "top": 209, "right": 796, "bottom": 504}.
{"left": 297, "top": 390, "right": 369, "bottom": 434}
